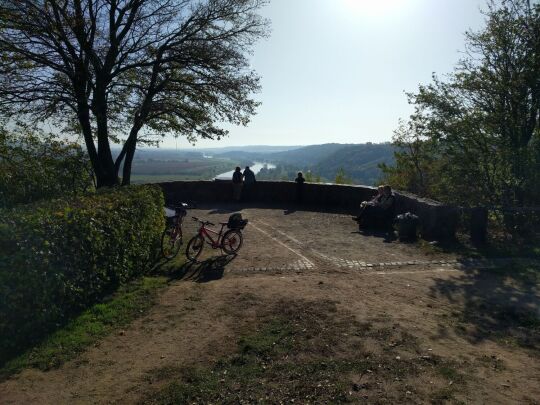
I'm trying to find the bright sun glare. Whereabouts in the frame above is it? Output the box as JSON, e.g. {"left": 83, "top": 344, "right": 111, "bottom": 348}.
{"left": 342, "top": 0, "right": 408, "bottom": 16}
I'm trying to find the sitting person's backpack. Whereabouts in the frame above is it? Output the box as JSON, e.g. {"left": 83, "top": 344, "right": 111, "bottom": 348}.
{"left": 395, "top": 212, "right": 419, "bottom": 241}
{"left": 227, "top": 213, "right": 248, "bottom": 230}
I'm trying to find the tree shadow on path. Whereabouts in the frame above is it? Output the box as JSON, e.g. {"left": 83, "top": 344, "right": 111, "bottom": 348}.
{"left": 429, "top": 264, "right": 540, "bottom": 352}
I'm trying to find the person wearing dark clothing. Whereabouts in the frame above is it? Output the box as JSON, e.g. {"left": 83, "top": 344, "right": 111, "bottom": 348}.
{"left": 242, "top": 166, "right": 256, "bottom": 201}
{"left": 243, "top": 166, "right": 256, "bottom": 184}
{"left": 295, "top": 172, "right": 305, "bottom": 203}
{"left": 232, "top": 167, "right": 243, "bottom": 201}
{"left": 354, "top": 185, "right": 395, "bottom": 228}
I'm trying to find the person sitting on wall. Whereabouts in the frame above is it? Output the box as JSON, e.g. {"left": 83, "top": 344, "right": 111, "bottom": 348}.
{"left": 359, "top": 186, "right": 383, "bottom": 210}
{"left": 232, "top": 167, "right": 243, "bottom": 202}
{"left": 295, "top": 172, "right": 305, "bottom": 203}
{"left": 353, "top": 185, "right": 395, "bottom": 228}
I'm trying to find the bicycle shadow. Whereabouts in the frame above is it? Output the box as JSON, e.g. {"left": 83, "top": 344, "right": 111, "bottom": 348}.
{"left": 168, "top": 254, "right": 237, "bottom": 283}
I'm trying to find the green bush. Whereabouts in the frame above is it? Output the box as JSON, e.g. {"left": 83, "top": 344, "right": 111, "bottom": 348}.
{"left": 0, "top": 185, "right": 164, "bottom": 365}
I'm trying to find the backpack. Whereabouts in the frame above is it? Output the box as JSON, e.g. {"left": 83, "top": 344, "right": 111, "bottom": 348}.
{"left": 227, "top": 213, "right": 248, "bottom": 229}
{"left": 395, "top": 212, "right": 419, "bottom": 241}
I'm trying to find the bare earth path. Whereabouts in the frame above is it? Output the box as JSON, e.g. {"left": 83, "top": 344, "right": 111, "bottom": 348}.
{"left": 1, "top": 206, "right": 539, "bottom": 404}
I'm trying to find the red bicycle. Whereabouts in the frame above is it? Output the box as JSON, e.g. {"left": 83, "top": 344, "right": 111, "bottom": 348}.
{"left": 186, "top": 216, "right": 247, "bottom": 262}
{"left": 161, "top": 203, "right": 190, "bottom": 259}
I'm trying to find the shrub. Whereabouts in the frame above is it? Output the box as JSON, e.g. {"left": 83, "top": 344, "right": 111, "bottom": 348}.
{"left": 0, "top": 185, "right": 164, "bottom": 364}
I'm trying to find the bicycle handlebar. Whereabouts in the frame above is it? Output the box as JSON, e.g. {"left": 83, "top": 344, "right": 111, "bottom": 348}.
{"left": 192, "top": 217, "right": 215, "bottom": 226}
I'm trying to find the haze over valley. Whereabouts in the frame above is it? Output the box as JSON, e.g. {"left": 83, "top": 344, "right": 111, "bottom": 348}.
{"left": 128, "top": 142, "right": 395, "bottom": 185}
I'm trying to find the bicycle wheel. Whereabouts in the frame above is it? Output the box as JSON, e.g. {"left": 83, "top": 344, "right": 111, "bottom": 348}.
{"left": 186, "top": 235, "right": 204, "bottom": 261}
{"left": 221, "top": 229, "right": 243, "bottom": 254}
{"left": 161, "top": 227, "right": 182, "bottom": 259}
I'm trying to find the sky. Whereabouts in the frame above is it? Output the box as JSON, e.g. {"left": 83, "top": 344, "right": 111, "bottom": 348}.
{"left": 162, "top": 0, "right": 489, "bottom": 149}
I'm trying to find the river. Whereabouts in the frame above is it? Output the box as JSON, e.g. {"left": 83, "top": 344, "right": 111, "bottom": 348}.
{"left": 215, "top": 162, "right": 276, "bottom": 180}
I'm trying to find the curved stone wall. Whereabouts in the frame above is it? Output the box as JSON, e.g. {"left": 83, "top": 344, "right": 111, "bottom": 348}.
{"left": 159, "top": 180, "right": 459, "bottom": 240}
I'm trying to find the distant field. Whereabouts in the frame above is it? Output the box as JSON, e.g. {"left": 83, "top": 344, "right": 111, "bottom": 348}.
{"left": 130, "top": 157, "right": 235, "bottom": 183}
{"left": 131, "top": 174, "right": 213, "bottom": 184}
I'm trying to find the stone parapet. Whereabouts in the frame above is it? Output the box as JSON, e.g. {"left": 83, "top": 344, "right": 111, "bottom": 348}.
{"left": 159, "top": 180, "right": 459, "bottom": 240}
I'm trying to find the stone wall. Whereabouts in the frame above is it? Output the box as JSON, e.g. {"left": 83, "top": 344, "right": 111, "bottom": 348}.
{"left": 159, "top": 180, "right": 459, "bottom": 240}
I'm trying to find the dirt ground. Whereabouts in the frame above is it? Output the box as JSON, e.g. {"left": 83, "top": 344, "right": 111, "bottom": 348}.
{"left": 1, "top": 206, "right": 539, "bottom": 404}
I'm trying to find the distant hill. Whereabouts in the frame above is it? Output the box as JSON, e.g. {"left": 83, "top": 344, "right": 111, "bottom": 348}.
{"left": 268, "top": 143, "right": 355, "bottom": 166}
{"left": 313, "top": 143, "right": 395, "bottom": 185}
{"left": 216, "top": 143, "right": 358, "bottom": 167}
{"left": 203, "top": 145, "right": 302, "bottom": 154}
{"left": 216, "top": 150, "right": 267, "bottom": 162}
{"left": 251, "top": 143, "right": 395, "bottom": 185}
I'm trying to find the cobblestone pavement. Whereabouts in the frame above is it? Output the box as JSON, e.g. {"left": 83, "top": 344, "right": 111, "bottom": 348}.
{"left": 182, "top": 206, "right": 539, "bottom": 274}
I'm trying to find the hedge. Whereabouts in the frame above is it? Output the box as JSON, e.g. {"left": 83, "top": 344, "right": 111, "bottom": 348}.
{"left": 0, "top": 185, "right": 165, "bottom": 364}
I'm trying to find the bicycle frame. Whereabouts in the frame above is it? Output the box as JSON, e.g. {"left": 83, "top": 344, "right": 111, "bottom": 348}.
{"left": 165, "top": 206, "right": 188, "bottom": 241}
{"left": 161, "top": 204, "right": 189, "bottom": 260}
{"left": 170, "top": 212, "right": 185, "bottom": 235}
{"left": 198, "top": 223, "right": 227, "bottom": 249}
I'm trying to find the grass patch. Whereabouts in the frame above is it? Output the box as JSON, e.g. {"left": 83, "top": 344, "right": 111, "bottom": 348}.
{"left": 1, "top": 276, "right": 167, "bottom": 380}
{"left": 142, "top": 299, "right": 466, "bottom": 404}
{"left": 430, "top": 386, "right": 459, "bottom": 404}
{"left": 152, "top": 254, "right": 188, "bottom": 277}
{"left": 143, "top": 315, "right": 357, "bottom": 404}
{"left": 437, "top": 365, "right": 464, "bottom": 383}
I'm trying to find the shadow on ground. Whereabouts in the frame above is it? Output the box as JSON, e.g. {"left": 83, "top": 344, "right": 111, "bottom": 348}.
{"left": 164, "top": 254, "right": 237, "bottom": 283}
{"left": 352, "top": 228, "right": 398, "bottom": 244}
{"left": 192, "top": 201, "right": 357, "bottom": 216}
{"left": 429, "top": 264, "right": 540, "bottom": 351}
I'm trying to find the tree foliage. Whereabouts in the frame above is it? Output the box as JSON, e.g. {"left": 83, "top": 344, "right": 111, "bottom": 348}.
{"left": 0, "top": 0, "right": 269, "bottom": 187}
{"left": 334, "top": 168, "right": 352, "bottom": 185}
{"left": 381, "top": 0, "right": 540, "bottom": 208}
{"left": 0, "top": 127, "right": 93, "bottom": 208}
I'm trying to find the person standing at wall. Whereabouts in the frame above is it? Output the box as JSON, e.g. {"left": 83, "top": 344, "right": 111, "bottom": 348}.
{"left": 242, "top": 166, "right": 256, "bottom": 201}
{"left": 295, "top": 172, "right": 305, "bottom": 203}
{"left": 232, "top": 167, "right": 243, "bottom": 202}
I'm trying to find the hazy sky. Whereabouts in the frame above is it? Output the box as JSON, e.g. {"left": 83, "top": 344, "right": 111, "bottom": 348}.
{"left": 164, "top": 0, "right": 488, "bottom": 149}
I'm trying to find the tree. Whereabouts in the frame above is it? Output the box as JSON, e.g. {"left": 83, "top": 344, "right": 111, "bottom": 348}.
{"left": 302, "top": 171, "right": 321, "bottom": 183}
{"left": 0, "top": 0, "right": 269, "bottom": 187}
{"left": 379, "top": 119, "right": 440, "bottom": 198}
{"left": 0, "top": 127, "right": 94, "bottom": 207}
{"left": 334, "top": 168, "right": 352, "bottom": 185}
{"left": 382, "top": 0, "right": 540, "bottom": 207}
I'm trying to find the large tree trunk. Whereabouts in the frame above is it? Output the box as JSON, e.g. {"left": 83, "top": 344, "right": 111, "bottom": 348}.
{"left": 76, "top": 101, "right": 109, "bottom": 186}
{"left": 95, "top": 126, "right": 118, "bottom": 187}
{"left": 121, "top": 138, "right": 137, "bottom": 186}
{"left": 93, "top": 86, "right": 119, "bottom": 188}
{"left": 120, "top": 123, "right": 142, "bottom": 186}
{"left": 77, "top": 98, "right": 118, "bottom": 188}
